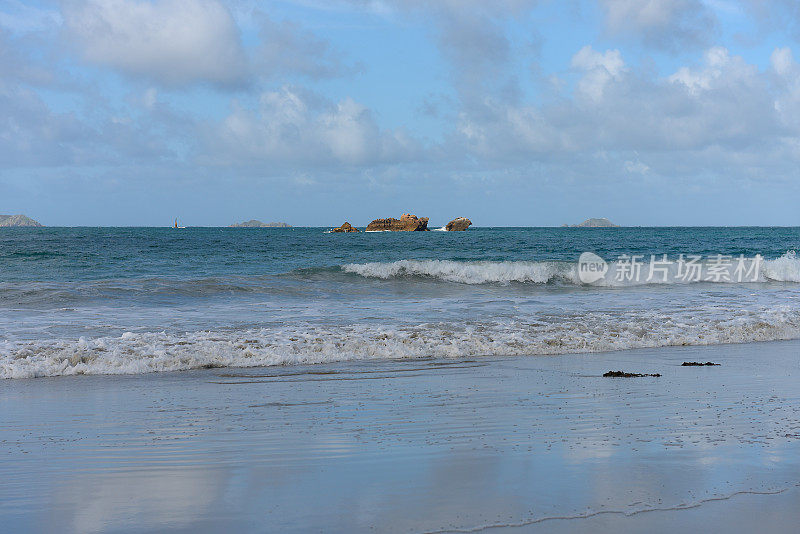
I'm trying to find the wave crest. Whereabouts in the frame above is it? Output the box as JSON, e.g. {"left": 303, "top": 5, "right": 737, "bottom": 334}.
{"left": 3, "top": 307, "right": 799, "bottom": 378}
{"left": 764, "top": 250, "right": 800, "bottom": 282}
{"left": 343, "top": 252, "right": 800, "bottom": 285}
{"left": 343, "top": 260, "right": 575, "bottom": 284}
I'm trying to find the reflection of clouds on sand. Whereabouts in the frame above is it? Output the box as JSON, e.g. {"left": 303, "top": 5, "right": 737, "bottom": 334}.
{"left": 560, "top": 442, "right": 617, "bottom": 462}
{"left": 52, "top": 467, "right": 219, "bottom": 533}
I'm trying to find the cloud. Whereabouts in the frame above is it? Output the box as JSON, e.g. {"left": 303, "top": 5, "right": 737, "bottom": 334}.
{"left": 450, "top": 44, "right": 800, "bottom": 185}
{"left": 254, "top": 13, "right": 352, "bottom": 80}
{"left": 0, "top": 30, "right": 56, "bottom": 86}
{"left": 0, "top": 0, "right": 61, "bottom": 33}
{"left": 62, "top": 0, "right": 248, "bottom": 87}
{"left": 770, "top": 48, "right": 800, "bottom": 129}
{"left": 204, "top": 86, "right": 423, "bottom": 168}
{"left": 0, "top": 85, "right": 90, "bottom": 166}
{"left": 0, "top": 30, "right": 181, "bottom": 169}
{"left": 341, "top": 0, "right": 541, "bottom": 106}
{"left": 571, "top": 45, "right": 626, "bottom": 100}
{"left": 624, "top": 159, "right": 650, "bottom": 174}
{"left": 0, "top": 84, "right": 176, "bottom": 168}
{"left": 432, "top": 7, "right": 513, "bottom": 105}
{"left": 599, "top": 0, "right": 717, "bottom": 51}
{"left": 0, "top": 32, "right": 93, "bottom": 166}
{"left": 60, "top": 0, "right": 353, "bottom": 87}
{"left": 743, "top": 0, "right": 800, "bottom": 41}
{"left": 4, "top": 0, "right": 800, "bottom": 210}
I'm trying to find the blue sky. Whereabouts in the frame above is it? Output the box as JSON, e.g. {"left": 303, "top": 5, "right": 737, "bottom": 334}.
{"left": 1, "top": 0, "right": 799, "bottom": 226}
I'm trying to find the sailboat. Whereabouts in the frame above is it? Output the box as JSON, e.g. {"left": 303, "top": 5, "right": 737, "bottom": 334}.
{"left": 173, "top": 218, "right": 186, "bottom": 229}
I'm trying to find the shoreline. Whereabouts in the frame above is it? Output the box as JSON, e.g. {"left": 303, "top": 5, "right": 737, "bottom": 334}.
{"left": 2, "top": 339, "right": 800, "bottom": 532}
{"left": 5, "top": 329, "right": 800, "bottom": 379}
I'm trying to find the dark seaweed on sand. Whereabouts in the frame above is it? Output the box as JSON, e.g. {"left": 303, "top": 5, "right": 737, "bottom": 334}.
{"left": 603, "top": 371, "right": 661, "bottom": 378}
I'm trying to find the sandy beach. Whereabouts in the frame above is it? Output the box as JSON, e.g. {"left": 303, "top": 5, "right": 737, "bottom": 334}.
{"left": 2, "top": 339, "right": 799, "bottom": 533}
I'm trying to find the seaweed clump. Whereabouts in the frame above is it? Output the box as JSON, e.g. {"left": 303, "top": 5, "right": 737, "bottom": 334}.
{"left": 603, "top": 371, "right": 661, "bottom": 378}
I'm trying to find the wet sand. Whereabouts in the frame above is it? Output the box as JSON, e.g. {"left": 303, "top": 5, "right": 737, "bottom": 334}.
{"left": 2, "top": 339, "right": 800, "bottom": 533}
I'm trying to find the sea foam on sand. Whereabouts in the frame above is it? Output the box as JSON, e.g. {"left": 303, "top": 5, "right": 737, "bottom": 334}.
{"left": 2, "top": 305, "right": 799, "bottom": 378}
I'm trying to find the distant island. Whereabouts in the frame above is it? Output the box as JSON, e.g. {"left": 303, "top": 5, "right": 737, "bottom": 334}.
{"left": 0, "top": 214, "right": 42, "bottom": 227}
{"left": 230, "top": 220, "right": 291, "bottom": 228}
{"left": 562, "top": 218, "right": 619, "bottom": 228}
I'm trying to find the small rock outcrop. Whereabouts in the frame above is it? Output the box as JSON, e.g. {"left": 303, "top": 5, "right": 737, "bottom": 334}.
{"left": 681, "top": 361, "right": 720, "bottom": 366}
{"left": 230, "top": 220, "right": 291, "bottom": 228}
{"left": 365, "top": 213, "right": 429, "bottom": 232}
{"left": 445, "top": 217, "right": 472, "bottom": 231}
{"left": 330, "top": 222, "right": 359, "bottom": 233}
{"left": 0, "top": 214, "right": 42, "bottom": 227}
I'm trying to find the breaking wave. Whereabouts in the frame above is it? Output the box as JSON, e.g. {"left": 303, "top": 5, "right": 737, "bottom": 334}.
{"left": 3, "top": 253, "right": 797, "bottom": 308}
{"left": 3, "top": 306, "right": 799, "bottom": 378}
{"left": 342, "top": 252, "right": 800, "bottom": 285}
{"left": 344, "top": 259, "right": 573, "bottom": 284}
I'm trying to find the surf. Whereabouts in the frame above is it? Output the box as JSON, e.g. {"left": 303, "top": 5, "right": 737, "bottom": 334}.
{"left": 342, "top": 252, "right": 800, "bottom": 285}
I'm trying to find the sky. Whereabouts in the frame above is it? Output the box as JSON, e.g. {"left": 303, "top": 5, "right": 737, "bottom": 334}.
{"left": 1, "top": 0, "right": 800, "bottom": 226}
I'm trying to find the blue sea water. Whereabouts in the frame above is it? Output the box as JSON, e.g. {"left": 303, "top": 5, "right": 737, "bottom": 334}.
{"left": 1, "top": 226, "right": 798, "bottom": 378}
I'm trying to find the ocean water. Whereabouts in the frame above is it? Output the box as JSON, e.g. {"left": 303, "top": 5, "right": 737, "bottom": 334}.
{"left": 1, "top": 226, "right": 798, "bottom": 378}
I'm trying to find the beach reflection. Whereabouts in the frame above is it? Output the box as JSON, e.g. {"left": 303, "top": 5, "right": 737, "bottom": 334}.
{"left": 49, "top": 467, "right": 221, "bottom": 533}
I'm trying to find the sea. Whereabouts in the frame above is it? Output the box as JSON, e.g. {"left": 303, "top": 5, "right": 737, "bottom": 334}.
{"left": 1, "top": 226, "right": 798, "bottom": 379}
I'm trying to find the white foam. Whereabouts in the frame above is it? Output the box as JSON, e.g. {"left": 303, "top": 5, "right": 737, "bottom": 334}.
{"left": 3, "top": 307, "right": 799, "bottom": 378}
{"left": 343, "top": 260, "right": 575, "bottom": 284}
{"left": 343, "top": 252, "right": 800, "bottom": 285}
{"left": 764, "top": 250, "right": 800, "bottom": 282}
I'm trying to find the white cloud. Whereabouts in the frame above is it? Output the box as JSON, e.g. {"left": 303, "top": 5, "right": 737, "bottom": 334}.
{"left": 5, "top": 0, "right": 800, "bottom": 198}
{"left": 624, "top": 160, "right": 650, "bottom": 174}
{"left": 0, "top": 29, "right": 183, "bottom": 169}
{"left": 599, "top": 0, "right": 716, "bottom": 50}
{"left": 571, "top": 46, "right": 626, "bottom": 100}
{"left": 352, "top": 0, "right": 537, "bottom": 15}
{"left": 449, "top": 45, "right": 800, "bottom": 184}
{"left": 455, "top": 101, "right": 570, "bottom": 158}
{"left": 571, "top": 46, "right": 625, "bottom": 76}
{"left": 771, "top": 47, "right": 794, "bottom": 77}
{"left": 0, "top": 84, "right": 173, "bottom": 167}
{"left": 62, "top": 0, "right": 248, "bottom": 87}
{"left": 668, "top": 47, "right": 759, "bottom": 96}
{"left": 206, "top": 87, "right": 422, "bottom": 167}
{"left": 142, "top": 88, "right": 158, "bottom": 109}
{"left": 769, "top": 48, "right": 800, "bottom": 125}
